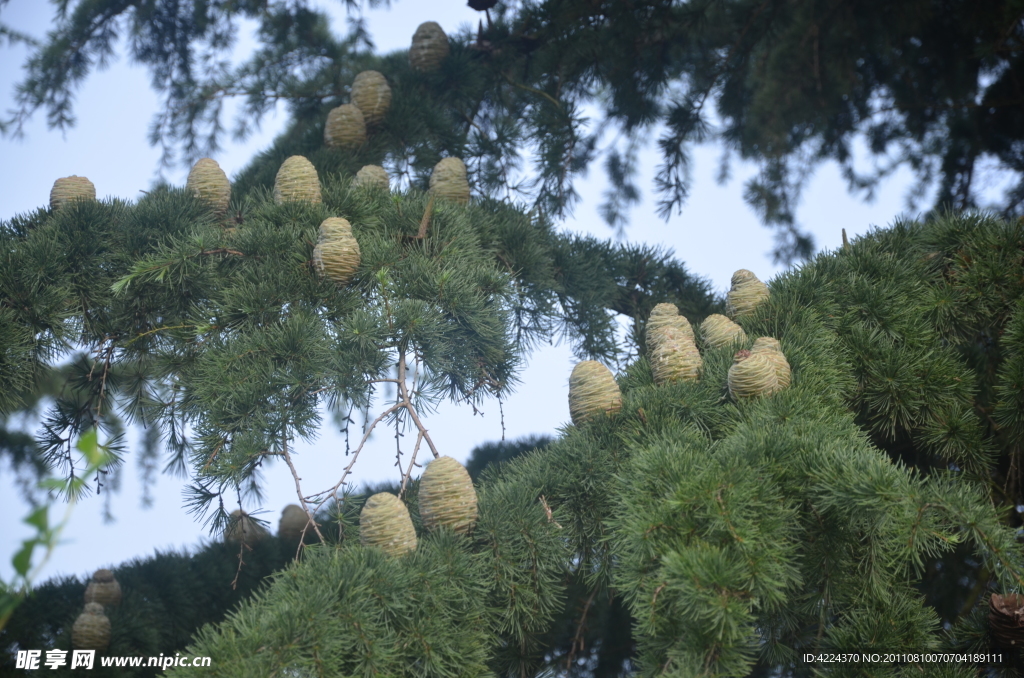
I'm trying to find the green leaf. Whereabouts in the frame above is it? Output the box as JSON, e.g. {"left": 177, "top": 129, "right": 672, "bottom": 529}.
{"left": 12, "top": 541, "right": 36, "bottom": 577}
{"left": 24, "top": 506, "right": 48, "bottom": 532}
{"left": 76, "top": 429, "right": 100, "bottom": 465}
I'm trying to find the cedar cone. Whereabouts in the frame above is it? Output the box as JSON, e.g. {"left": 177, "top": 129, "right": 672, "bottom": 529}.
{"left": 990, "top": 593, "right": 1024, "bottom": 648}
{"left": 418, "top": 456, "right": 479, "bottom": 535}
{"left": 568, "top": 361, "right": 622, "bottom": 425}
{"left": 84, "top": 569, "right": 121, "bottom": 608}
{"left": 360, "top": 493, "right": 417, "bottom": 557}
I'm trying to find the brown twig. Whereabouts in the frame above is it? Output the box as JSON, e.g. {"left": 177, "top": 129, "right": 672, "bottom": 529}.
{"left": 280, "top": 437, "right": 326, "bottom": 544}
{"left": 407, "top": 196, "right": 435, "bottom": 240}
{"left": 565, "top": 588, "right": 598, "bottom": 670}
{"left": 539, "top": 495, "right": 562, "bottom": 528}
{"left": 399, "top": 429, "right": 425, "bottom": 499}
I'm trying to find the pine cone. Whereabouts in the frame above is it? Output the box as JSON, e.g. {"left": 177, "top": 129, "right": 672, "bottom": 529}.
{"left": 49, "top": 176, "right": 96, "bottom": 211}
{"left": 224, "top": 509, "right": 269, "bottom": 544}
{"left": 701, "top": 314, "right": 747, "bottom": 349}
{"left": 647, "top": 303, "right": 695, "bottom": 343}
{"left": 418, "top": 456, "right": 478, "bottom": 535}
{"left": 274, "top": 156, "right": 321, "bottom": 204}
{"left": 72, "top": 603, "right": 111, "bottom": 652}
{"left": 728, "top": 351, "right": 779, "bottom": 399}
{"left": 990, "top": 593, "right": 1024, "bottom": 648}
{"left": 360, "top": 493, "right": 417, "bottom": 557}
{"left": 353, "top": 165, "right": 390, "bottom": 191}
{"left": 186, "top": 158, "right": 231, "bottom": 216}
{"left": 324, "top": 104, "right": 367, "bottom": 149}
{"left": 649, "top": 324, "right": 702, "bottom": 385}
{"left": 278, "top": 504, "right": 310, "bottom": 543}
{"left": 568, "top": 361, "right": 622, "bottom": 426}
{"left": 84, "top": 569, "right": 121, "bottom": 608}
{"left": 429, "top": 157, "right": 471, "bottom": 204}
{"left": 751, "top": 336, "right": 791, "bottom": 392}
{"left": 468, "top": 0, "right": 498, "bottom": 10}
{"left": 350, "top": 71, "right": 391, "bottom": 127}
{"left": 727, "top": 268, "right": 770, "bottom": 319}
{"left": 313, "top": 217, "right": 361, "bottom": 285}
{"left": 410, "top": 21, "right": 450, "bottom": 72}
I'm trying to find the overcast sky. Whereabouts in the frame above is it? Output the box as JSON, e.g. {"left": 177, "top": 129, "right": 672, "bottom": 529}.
{"left": 0, "top": 0, "right": 923, "bottom": 585}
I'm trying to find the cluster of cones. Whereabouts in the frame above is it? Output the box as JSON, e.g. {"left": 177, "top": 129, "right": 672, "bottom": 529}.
{"left": 71, "top": 569, "right": 121, "bottom": 652}
{"left": 222, "top": 455, "right": 478, "bottom": 561}
{"left": 568, "top": 269, "right": 790, "bottom": 425}
{"left": 359, "top": 456, "right": 479, "bottom": 558}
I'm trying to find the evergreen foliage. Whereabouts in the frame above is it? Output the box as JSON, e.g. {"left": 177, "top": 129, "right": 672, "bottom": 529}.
{"left": 0, "top": 537, "right": 292, "bottom": 677}
{"left": 4, "top": 1, "right": 1023, "bottom": 260}
{"left": 0, "top": 171, "right": 716, "bottom": 530}
{"left": 2, "top": 4, "right": 1024, "bottom": 674}
{"left": 121, "top": 212, "right": 1024, "bottom": 676}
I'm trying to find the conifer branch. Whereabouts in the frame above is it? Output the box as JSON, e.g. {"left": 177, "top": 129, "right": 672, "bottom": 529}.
{"left": 501, "top": 73, "right": 562, "bottom": 110}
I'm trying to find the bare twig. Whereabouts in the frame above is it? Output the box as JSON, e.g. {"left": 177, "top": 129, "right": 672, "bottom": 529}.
{"left": 395, "top": 349, "right": 441, "bottom": 459}
{"left": 539, "top": 495, "right": 562, "bottom": 529}
{"left": 280, "top": 436, "right": 326, "bottom": 544}
{"left": 399, "top": 429, "right": 425, "bottom": 499}
{"left": 565, "top": 588, "right": 598, "bottom": 671}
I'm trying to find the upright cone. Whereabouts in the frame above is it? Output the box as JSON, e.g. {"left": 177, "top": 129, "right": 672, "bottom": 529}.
{"left": 72, "top": 603, "right": 111, "bottom": 652}
{"left": 409, "top": 21, "right": 450, "bottom": 72}
{"left": 84, "top": 569, "right": 121, "bottom": 608}
{"left": 186, "top": 158, "right": 231, "bottom": 216}
{"left": 274, "top": 156, "right": 321, "bottom": 204}
{"left": 359, "top": 493, "right": 417, "bottom": 557}
{"left": 354, "top": 165, "right": 390, "bottom": 191}
{"left": 751, "top": 336, "right": 791, "bottom": 392}
{"left": 647, "top": 303, "right": 695, "bottom": 344}
{"left": 418, "top": 456, "right": 478, "bottom": 535}
{"left": 351, "top": 71, "right": 391, "bottom": 126}
{"left": 224, "top": 509, "right": 269, "bottom": 544}
{"left": 49, "top": 176, "right": 96, "bottom": 211}
{"left": 324, "top": 104, "right": 367, "bottom": 149}
{"left": 727, "top": 269, "right": 770, "bottom": 319}
{"left": 990, "top": 593, "right": 1024, "bottom": 648}
{"left": 313, "top": 217, "right": 361, "bottom": 285}
{"left": 429, "top": 157, "right": 470, "bottom": 204}
{"left": 649, "top": 324, "right": 702, "bottom": 385}
{"left": 728, "top": 350, "right": 779, "bottom": 399}
{"left": 701, "top": 313, "right": 747, "bottom": 349}
{"left": 278, "top": 504, "right": 310, "bottom": 543}
{"left": 568, "top": 361, "right": 622, "bottom": 426}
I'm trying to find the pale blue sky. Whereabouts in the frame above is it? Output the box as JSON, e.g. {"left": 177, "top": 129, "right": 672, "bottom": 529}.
{"left": 1, "top": 0, "right": 922, "bottom": 584}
